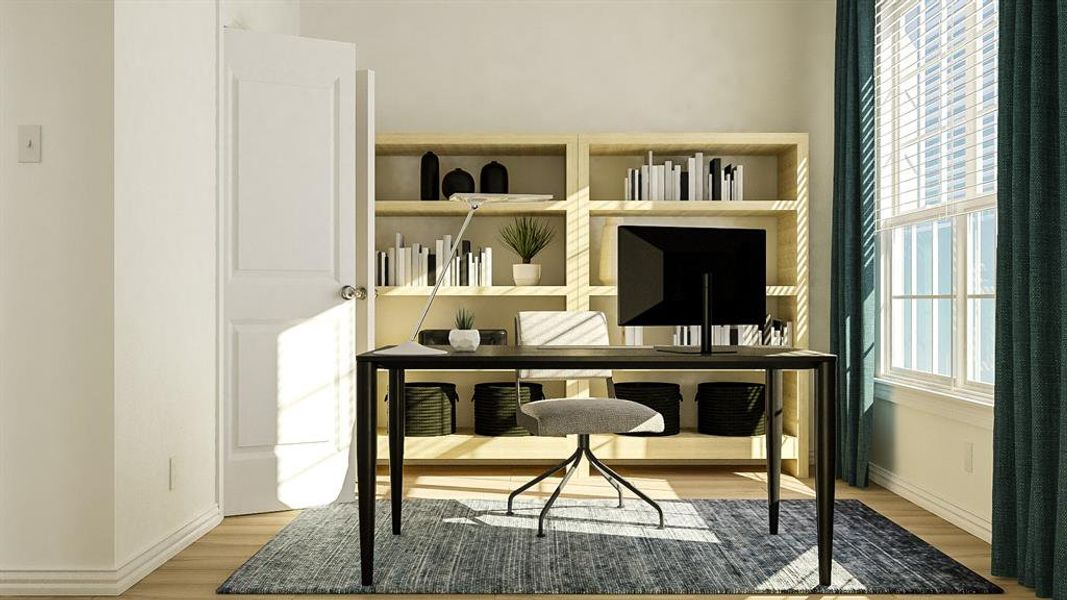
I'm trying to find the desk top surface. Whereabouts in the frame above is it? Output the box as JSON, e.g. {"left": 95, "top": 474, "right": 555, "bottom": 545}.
{"left": 359, "top": 345, "right": 835, "bottom": 370}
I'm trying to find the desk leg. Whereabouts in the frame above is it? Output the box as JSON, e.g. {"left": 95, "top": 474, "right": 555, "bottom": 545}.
{"left": 816, "top": 360, "right": 837, "bottom": 587}
{"left": 765, "top": 368, "right": 782, "bottom": 535}
{"left": 356, "top": 361, "right": 377, "bottom": 586}
{"left": 388, "top": 368, "right": 405, "bottom": 535}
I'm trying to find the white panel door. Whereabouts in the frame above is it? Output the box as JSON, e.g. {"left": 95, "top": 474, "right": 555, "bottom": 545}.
{"left": 223, "top": 29, "right": 358, "bottom": 515}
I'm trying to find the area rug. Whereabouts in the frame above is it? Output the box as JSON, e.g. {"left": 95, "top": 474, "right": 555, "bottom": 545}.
{"left": 218, "top": 498, "right": 1001, "bottom": 594}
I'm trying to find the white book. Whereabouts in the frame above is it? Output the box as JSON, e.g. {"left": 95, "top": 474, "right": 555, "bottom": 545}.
{"left": 393, "top": 232, "right": 404, "bottom": 283}
{"left": 421, "top": 247, "right": 430, "bottom": 286}
{"left": 654, "top": 165, "right": 665, "bottom": 201}
{"left": 664, "top": 160, "right": 673, "bottom": 200}
{"left": 624, "top": 176, "right": 630, "bottom": 201}
{"left": 673, "top": 166, "right": 682, "bottom": 202}
{"left": 722, "top": 169, "right": 730, "bottom": 202}
{"left": 640, "top": 165, "right": 649, "bottom": 201}
{"left": 694, "top": 152, "right": 704, "bottom": 201}
{"left": 446, "top": 235, "right": 455, "bottom": 286}
{"left": 484, "top": 246, "right": 493, "bottom": 286}
{"left": 387, "top": 247, "right": 396, "bottom": 286}
{"left": 435, "top": 239, "right": 445, "bottom": 284}
{"left": 736, "top": 164, "right": 744, "bottom": 201}
{"left": 687, "top": 158, "right": 696, "bottom": 201}
{"left": 398, "top": 247, "right": 407, "bottom": 287}
{"left": 466, "top": 252, "right": 475, "bottom": 287}
{"left": 412, "top": 244, "right": 421, "bottom": 285}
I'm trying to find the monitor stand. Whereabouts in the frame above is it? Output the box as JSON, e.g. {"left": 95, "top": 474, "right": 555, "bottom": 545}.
{"left": 654, "top": 272, "right": 739, "bottom": 355}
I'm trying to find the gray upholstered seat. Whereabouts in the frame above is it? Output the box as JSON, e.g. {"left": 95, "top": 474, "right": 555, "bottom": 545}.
{"left": 518, "top": 397, "right": 664, "bottom": 436}
{"left": 509, "top": 311, "right": 666, "bottom": 535}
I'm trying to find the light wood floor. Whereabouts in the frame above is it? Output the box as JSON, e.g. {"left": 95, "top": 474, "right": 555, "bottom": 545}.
{"left": 15, "top": 466, "right": 1032, "bottom": 599}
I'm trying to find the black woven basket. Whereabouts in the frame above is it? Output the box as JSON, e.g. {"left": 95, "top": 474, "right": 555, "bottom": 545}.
{"left": 386, "top": 382, "right": 458, "bottom": 437}
{"left": 615, "top": 382, "right": 682, "bottom": 436}
{"left": 695, "top": 382, "right": 766, "bottom": 436}
{"left": 472, "top": 382, "right": 544, "bottom": 436}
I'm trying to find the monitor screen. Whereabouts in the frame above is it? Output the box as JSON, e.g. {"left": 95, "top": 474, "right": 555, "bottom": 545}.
{"left": 617, "top": 225, "right": 767, "bottom": 326}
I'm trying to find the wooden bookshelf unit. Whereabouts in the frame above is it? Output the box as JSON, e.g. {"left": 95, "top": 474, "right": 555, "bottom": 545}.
{"left": 373, "top": 132, "right": 811, "bottom": 476}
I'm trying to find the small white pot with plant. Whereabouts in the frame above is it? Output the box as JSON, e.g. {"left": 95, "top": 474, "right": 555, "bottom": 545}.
{"left": 499, "top": 216, "right": 556, "bottom": 286}
{"left": 448, "top": 308, "right": 480, "bottom": 352}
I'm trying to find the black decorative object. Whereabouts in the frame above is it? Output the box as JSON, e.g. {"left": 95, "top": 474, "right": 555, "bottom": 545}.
{"left": 472, "top": 382, "right": 544, "bottom": 436}
{"left": 479, "top": 161, "right": 509, "bottom": 193}
{"left": 441, "top": 168, "right": 475, "bottom": 198}
{"left": 420, "top": 152, "right": 440, "bottom": 200}
{"left": 386, "top": 383, "right": 458, "bottom": 437}
{"left": 419, "top": 329, "right": 507, "bottom": 346}
{"left": 695, "top": 382, "right": 766, "bottom": 436}
{"left": 615, "top": 382, "right": 682, "bottom": 436}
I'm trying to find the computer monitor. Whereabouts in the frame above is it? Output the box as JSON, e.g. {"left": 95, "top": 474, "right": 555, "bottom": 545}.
{"left": 617, "top": 225, "right": 767, "bottom": 354}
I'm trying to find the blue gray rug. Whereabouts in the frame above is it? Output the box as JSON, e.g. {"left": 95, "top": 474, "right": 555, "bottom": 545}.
{"left": 218, "top": 498, "right": 1001, "bottom": 594}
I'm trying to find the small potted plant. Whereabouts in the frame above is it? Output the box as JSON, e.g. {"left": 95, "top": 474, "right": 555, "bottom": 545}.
{"left": 448, "top": 308, "right": 480, "bottom": 352}
{"left": 499, "top": 216, "right": 555, "bottom": 286}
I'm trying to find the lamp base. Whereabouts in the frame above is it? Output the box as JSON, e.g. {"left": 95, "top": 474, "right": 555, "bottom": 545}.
{"left": 376, "top": 341, "right": 449, "bottom": 356}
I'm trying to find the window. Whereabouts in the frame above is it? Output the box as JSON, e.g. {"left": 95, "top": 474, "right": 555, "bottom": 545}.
{"left": 875, "top": 0, "right": 997, "bottom": 398}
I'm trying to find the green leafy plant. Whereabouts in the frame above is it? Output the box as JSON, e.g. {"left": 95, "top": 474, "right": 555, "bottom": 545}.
{"left": 454, "top": 307, "right": 475, "bottom": 330}
{"left": 499, "top": 217, "right": 556, "bottom": 264}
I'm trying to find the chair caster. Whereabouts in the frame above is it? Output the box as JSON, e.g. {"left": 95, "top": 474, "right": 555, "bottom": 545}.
{"left": 506, "top": 511, "right": 514, "bottom": 516}
{"left": 537, "top": 532, "right": 546, "bottom": 538}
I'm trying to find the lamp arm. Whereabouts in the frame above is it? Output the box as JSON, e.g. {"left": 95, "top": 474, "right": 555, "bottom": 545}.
{"left": 408, "top": 203, "right": 479, "bottom": 341}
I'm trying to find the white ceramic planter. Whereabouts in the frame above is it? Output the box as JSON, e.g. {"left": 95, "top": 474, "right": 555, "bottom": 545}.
{"left": 448, "top": 329, "right": 480, "bottom": 352}
{"left": 512, "top": 263, "right": 542, "bottom": 286}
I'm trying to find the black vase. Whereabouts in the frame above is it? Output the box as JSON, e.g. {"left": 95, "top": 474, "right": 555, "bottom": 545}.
{"left": 420, "top": 152, "right": 439, "bottom": 200}
{"left": 441, "top": 168, "right": 475, "bottom": 198}
{"left": 480, "top": 161, "right": 508, "bottom": 194}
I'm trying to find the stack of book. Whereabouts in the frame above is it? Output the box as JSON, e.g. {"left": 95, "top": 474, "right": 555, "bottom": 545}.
{"left": 624, "top": 151, "right": 744, "bottom": 201}
{"left": 375, "top": 233, "right": 493, "bottom": 287}
{"left": 671, "top": 321, "right": 793, "bottom": 347}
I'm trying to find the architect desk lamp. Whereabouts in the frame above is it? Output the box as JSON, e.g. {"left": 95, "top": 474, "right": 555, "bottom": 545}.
{"left": 376, "top": 193, "right": 554, "bottom": 356}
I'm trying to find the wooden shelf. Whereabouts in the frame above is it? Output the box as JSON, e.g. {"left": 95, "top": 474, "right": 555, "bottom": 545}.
{"left": 588, "top": 285, "right": 797, "bottom": 297}
{"left": 376, "top": 200, "right": 569, "bottom": 216}
{"left": 377, "top": 428, "right": 798, "bottom": 463}
{"left": 373, "top": 132, "right": 810, "bottom": 476}
{"left": 377, "top": 132, "right": 573, "bottom": 156}
{"left": 377, "top": 286, "right": 570, "bottom": 297}
{"left": 582, "top": 132, "right": 806, "bottom": 157}
{"left": 588, "top": 200, "right": 797, "bottom": 217}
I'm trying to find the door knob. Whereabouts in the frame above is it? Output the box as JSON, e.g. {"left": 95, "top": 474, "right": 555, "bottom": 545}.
{"left": 340, "top": 285, "right": 366, "bottom": 301}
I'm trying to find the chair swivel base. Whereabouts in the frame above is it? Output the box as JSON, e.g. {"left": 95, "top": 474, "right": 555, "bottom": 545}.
{"left": 506, "top": 434, "right": 665, "bottom": 537}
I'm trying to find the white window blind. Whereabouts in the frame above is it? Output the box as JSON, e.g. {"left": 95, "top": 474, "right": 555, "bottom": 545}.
{"left": 876, "top": 0, "right": 997, "bottom": 394}
{"left": 875, "top": 0, "right": 998, "bottom": 231}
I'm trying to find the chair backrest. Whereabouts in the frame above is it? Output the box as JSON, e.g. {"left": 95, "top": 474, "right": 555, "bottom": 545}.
{"left": 514, "top": 311, "right": 612, "bottom": 381}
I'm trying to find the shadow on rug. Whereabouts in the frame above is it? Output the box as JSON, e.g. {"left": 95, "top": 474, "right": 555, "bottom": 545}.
{"left": 218, "top": 498, "right": 1001, "bottom": 594}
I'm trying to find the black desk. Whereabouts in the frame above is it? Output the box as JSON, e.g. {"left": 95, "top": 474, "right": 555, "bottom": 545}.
{"left": 355, "top": 345, "right": 838, "bottom": 586}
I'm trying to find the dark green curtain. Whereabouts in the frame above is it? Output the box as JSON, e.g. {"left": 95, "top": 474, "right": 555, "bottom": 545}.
{"left": 992, "top": 2, "right": 1067, "bottom": 598}
{"left": 831, "top": 0, "right": 876, "bottom": 488}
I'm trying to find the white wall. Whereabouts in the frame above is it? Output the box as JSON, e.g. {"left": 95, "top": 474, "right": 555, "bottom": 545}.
{"left": 112, "top": 0, "right": 220, "bottom": 565}
{"left": 0, "top": 0, "right": 117, "bottom": 570}
{"left": 870, "top": 385, "right": 995, "bottom": 540}
{"left": 1, "top": 0, "right": 232, "bottom": 592}
{"left": 222, "top": 0, "right": 301, "bottom": 35}
{"left": 300, "top": 0, "right": 837, "bottom": 352}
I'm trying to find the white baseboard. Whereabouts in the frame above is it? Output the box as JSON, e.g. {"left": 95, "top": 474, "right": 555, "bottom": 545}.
{"left": 0, "top": 504, "right": 222, "bottom": 596}
{"left": 869, "top": 463, "right": 991, "bottom": 543}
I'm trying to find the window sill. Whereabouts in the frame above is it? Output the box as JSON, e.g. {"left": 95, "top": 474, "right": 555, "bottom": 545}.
{"left": 874, "top": 378, "right": 994, "bottom": 430}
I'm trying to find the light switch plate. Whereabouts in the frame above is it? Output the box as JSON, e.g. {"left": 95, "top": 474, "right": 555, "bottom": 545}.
{"left": 18, "top": 125, "right": 41, "bottom": 163}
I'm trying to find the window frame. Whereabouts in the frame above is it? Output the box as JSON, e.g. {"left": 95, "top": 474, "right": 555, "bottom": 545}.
{"left": 875, "top": 0, "right": 996, "bottom": 403}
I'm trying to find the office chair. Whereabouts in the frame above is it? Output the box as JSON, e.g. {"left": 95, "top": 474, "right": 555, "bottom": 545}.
{"left": 507, "top": 310, "right": 665, "bottom": 536}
